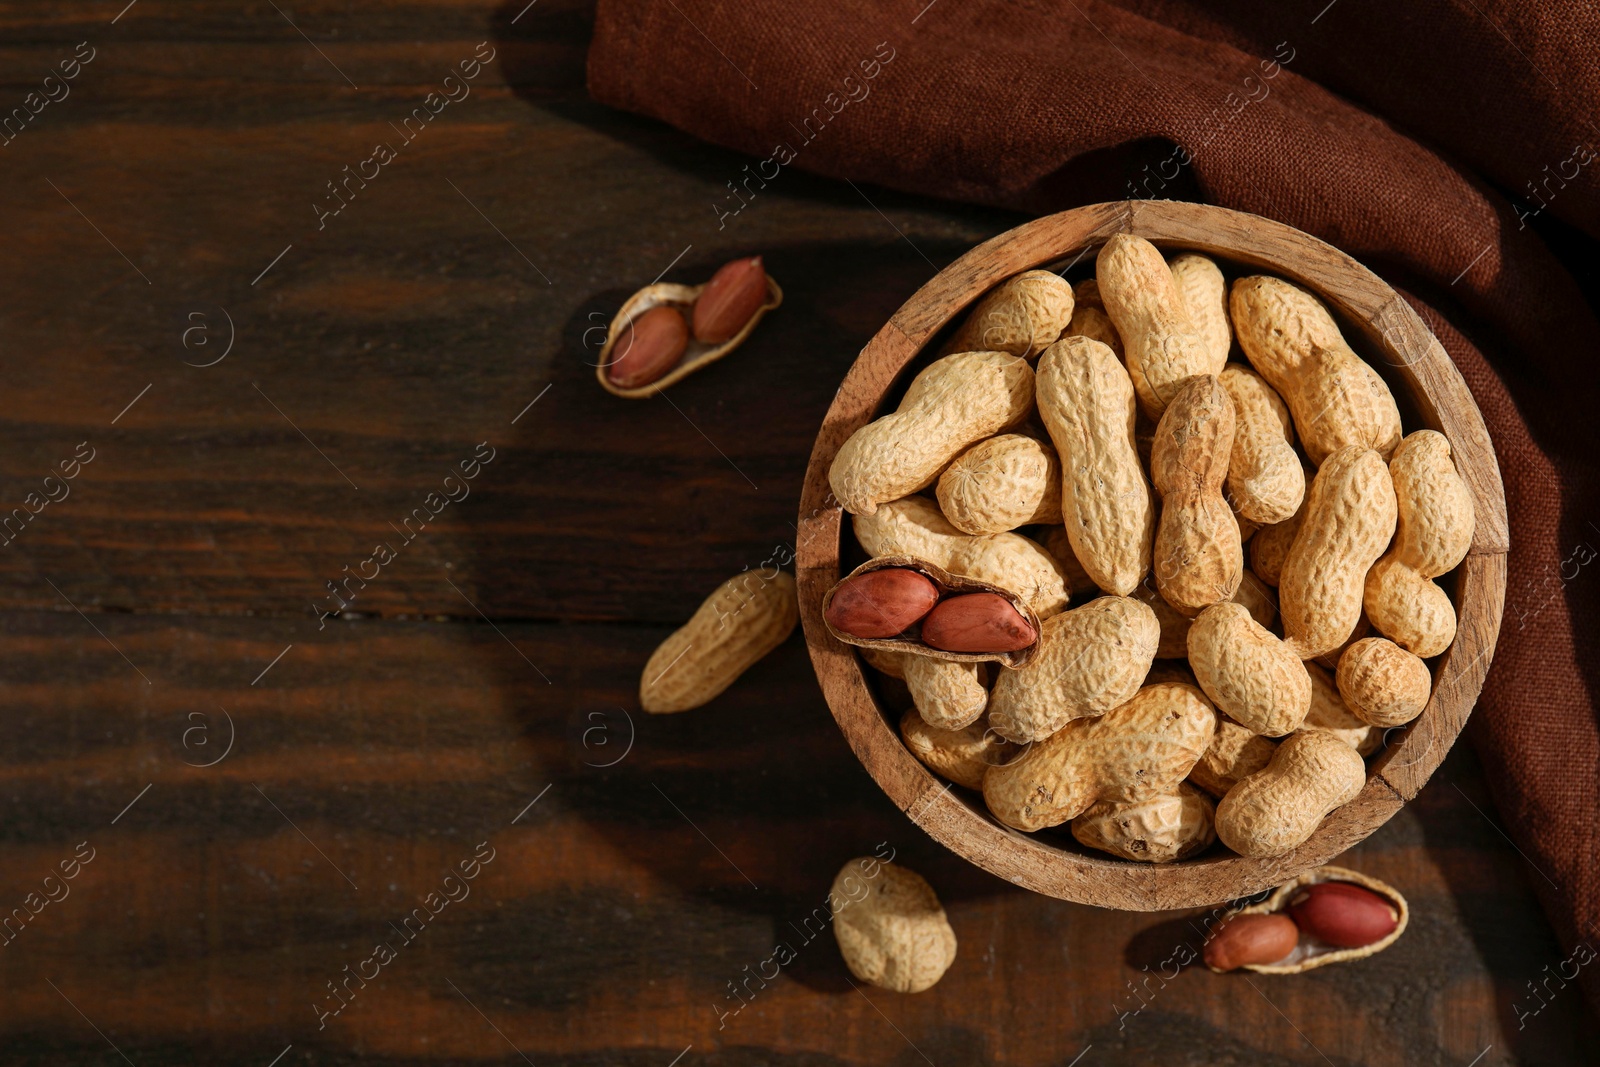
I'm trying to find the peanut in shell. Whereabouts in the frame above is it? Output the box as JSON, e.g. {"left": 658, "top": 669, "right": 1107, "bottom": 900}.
{"left": 983, "top": 682, "right": 1215, "bottom": 831}
{"left": 830, "top": 350, "right": 1034, "bottom": 516}
{"left": 640, "top": 570, "right": 797, "bottom": 713}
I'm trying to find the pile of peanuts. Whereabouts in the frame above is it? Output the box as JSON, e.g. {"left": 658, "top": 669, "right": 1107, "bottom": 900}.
{"left": 825, "top": 234, "right": 1476, "bottom": 864}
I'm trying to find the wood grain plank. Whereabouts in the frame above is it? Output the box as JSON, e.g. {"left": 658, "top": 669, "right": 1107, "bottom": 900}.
{"left": 0, "top": 90, "right": 1009, "bottom": 622}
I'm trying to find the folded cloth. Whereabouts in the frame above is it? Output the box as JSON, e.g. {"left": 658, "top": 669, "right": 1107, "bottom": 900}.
{"left": 590, "top": 0, "right": 1600, "bottom": 1009}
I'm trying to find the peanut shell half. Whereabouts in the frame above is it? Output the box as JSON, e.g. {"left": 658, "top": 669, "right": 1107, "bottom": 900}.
{"left": 596, "top": 275, "right": 782, "bottom": 398}
{"left": 1211, "top": 865, "right": 1408, "bottom": 973}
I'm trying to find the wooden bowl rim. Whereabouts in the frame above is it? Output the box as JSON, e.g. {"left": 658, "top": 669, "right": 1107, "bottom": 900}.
{"left": 795, "top": 200, "right": 1508, "bottom": 911}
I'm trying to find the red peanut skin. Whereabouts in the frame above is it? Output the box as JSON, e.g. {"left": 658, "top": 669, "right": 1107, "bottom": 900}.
{"left": 692, "top": 256, "right": 767, "bottom": 343}
{"left": 824, "top": 568, "right": 940, "bottom": 639}
{"left": 1204, "top": 913, "right": 1299, "bottom": 971}
{"left": 610, "top": 305, "right": 688, "bottom": 387}
{"left": 920, "top": 593, "right": 1036, "bottom": 652}
{"left": 1287, "top": 882, "right": 1398, "bottom": 947}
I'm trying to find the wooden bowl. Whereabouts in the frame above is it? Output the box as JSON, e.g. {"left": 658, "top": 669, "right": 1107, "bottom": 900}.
{"left": 795, "top": 201, "right": 1508, "bottom": 911}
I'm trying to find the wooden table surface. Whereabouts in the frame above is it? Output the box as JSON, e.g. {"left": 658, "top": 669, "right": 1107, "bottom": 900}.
{"left": 0, "top": 1, "right": 1594, "bottom": 1063}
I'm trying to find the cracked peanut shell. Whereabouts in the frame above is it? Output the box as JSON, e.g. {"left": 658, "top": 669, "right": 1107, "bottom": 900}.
{"left": 596, "top": 274, "right": 782, "bottom": 399}
{"left": 823, "top": 556, "right": 1041, "bottom": 669}
{"left": 1215, "top": 865, "right": 1408, "bottom": 973}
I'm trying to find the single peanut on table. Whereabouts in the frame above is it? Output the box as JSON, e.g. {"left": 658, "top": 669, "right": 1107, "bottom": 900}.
{"left": 832, "top": 859, "right": 956, "bottom": 993}
{"left": 1097, "top": 234, "right": 1220, "bottom": 418}
{"left": 1230, "top": 275, "right": 1402, "bottom": 464}
{"left": 1220, "top": 363, "right": 1305, "bottom": 525}
{"left": 987, "top": 596, "right": 1159, "bottom": 743}
{"left": 1278, "top": 446, "right": 1397, "bottom": 660}
{"left": 831, "top": 350, "right": 1034, "bottom": 516}
{"left": 640, "top": 570, "right": 797, "bottom": 713}
{"left": 1214, "top": 731, "right": 1366, "bottom": 858}
{"left": 937, "top": 433, "right": 1061, "bottom": 534}
{"left": 1150, "top": 374, "right": 1243, "bottom": 616}
{"left": 1364, "top": 430, "right": 1475, "bottom": 657}
{"left": 853, "top": 496, "right": 1069, "bottom": 618}
{"left": 984, "top": 682, "right": 1215, "bottom": 831}
{"left": 1035, "top": 335, "right": 1154, "bottom": 596}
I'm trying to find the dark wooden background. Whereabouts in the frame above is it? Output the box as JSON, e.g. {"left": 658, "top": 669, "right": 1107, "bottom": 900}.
{"left": 0, "top": 1, "right": 1593, "bottom": 1063}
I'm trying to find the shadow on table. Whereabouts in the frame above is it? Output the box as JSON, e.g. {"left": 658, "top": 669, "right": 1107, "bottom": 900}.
{"left": 450, "top": 228, "right": 1039, "bottom": 995}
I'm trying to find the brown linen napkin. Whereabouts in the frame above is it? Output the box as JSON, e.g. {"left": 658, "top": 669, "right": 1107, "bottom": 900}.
{"left": 588, "top": 0, "right": 1600, "bottom": 1010}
